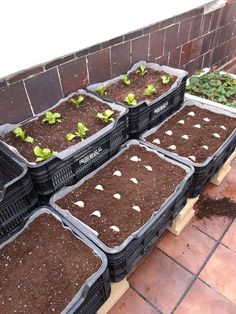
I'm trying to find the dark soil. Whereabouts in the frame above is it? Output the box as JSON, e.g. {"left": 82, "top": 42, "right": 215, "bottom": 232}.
{"left": 2, "top": 94, "right": 119, "bottom": 162}
{"left": 0, "top": 214, "right": 101, "bottom": 314}
{"left": 195, "top": 195, "right": 236, "bottom": 219}
{"left": 146, "top": 105, "right": 236, "bottom": 163}
{"left": 56, "top": 144, "right": 186, "bottom": 248}
{"left": 104, "top": 69, "right": 177, "bottom": 105}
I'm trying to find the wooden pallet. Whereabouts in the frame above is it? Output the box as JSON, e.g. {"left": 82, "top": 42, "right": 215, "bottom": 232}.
{"left": 97, "top": 278, "right": 129, "bottom": 314}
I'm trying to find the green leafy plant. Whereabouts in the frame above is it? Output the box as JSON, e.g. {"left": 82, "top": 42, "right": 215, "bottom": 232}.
{"left": 186, "top": 70, "right": 236, "bottom": 108}
{"left": 96, "top": 86, "right": 107, "bottom": 96}
{"left": 124, "top": 93, "right": 137, "bottom": 106}
{"left": 136, "top": 65, "right": 148, "bottom": 77}
{"left": 66, "top": 122, "right": 88, "bottom": 141}
{"left": 143, "top": 85, "right": 157, "bottom": 96}
{"left": 42, "top": 111, "right": 61, "bottom": 124}
{"left": 13, "top": 127, "right": 34, "bottom": 143}
{"left": 161, "top": 75, "right": 172, "bottom": 84}
{"left": 120, "top": 75, "right": 131, "bottom": 86}
{"left": 71, "top": 96, "right": 84, "bottom": 107}
{"left": 34, "top": 146, "right": 56, "bottom": 162}
{"left": 96, "top": 109, "right": 114, "bottom": 123}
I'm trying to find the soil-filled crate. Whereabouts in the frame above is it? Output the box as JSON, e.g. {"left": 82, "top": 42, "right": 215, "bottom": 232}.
{"left": 50, "top": 140, "right": 193, "bottom": 282}
{"left": 185, "top": 68, "right": 236, "bottom": 113}
{"left": 0, "top": 90, "right": 129, "bottom": 204}
{"left": 0, "top": 207, "right": 111, "bottom": 313}
{"left": 141, "top": 100, "right": 236, "bottom": 198}
{"left": 87, "top": 61, "right": 188, "bottom": 138}
{"left": 0, "top": 146, "right": 38, "bottom": 241}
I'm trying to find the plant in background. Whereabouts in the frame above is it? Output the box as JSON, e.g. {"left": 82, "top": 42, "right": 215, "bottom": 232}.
{"left": 136, "top": 64, "right": 148, "bottom": 77}
{"left": 120, "top": 75, "right": 131, "bottom": 86}
{"left": 161, "top": 75, "right": 172, "bottom": 84}
{"left": 66, "top": 122, "right": 88, "bottom": 141}
{"left": 42, "top": 111, "right": 61, "bottom": 124}
{"left": 124, "top": 93, "right": 137, "bottom": 106}
{"left": 34, "top": 146, "right": 56, "bottom": 162}
{"left": 143, "top": 85, "right": 157, "bottom": 96}
{"left": 71, "top": 96, "right": 84, "bottom": 107}
{"left": 96, "top": 86, "right": 107, "bottom": 96}
{"left": 96, "top": 109, "right": 114, "bottom": 123}
{"left": 13, "top": 127, "right": 34, "bottom": 143}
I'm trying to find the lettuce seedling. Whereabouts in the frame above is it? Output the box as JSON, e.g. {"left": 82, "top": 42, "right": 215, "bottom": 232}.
{"left": 96, "top": 86, "right": 107, "bottom": 96}
{"left": 124, "top": 93, "right": 137, "bottom": 106}
{"left": 71, "top": 96, "right": 84, "bottom": 107}
{"left": 136, "top": 65, "right": 148, "bottom": 77}
{"left": 143, "top": 85, "right": 157, "bottom": 96}
{"left": 66, "top": 122, "right": 88, "bottom": 141}
{"left": 42, "top": 111, "right": 61, "bottom": 124}
{"left": 96, "top": 109, "right": 114, "bottom": 123}
{"left": 34, "top": 146, "right": 56, "bottom": 162}
{"left": 161, "top": 75, "right": 172, "bottom": 84}
{"left": 13, "top": 127, "right": 34, "bottom": 143}
{"left": 120, "top": 75, "right": 131, "bottom": 86}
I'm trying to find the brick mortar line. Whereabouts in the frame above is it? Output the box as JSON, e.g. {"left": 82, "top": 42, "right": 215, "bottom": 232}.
{"left": 130, "top": 285, "right": 162, "bottom": 313}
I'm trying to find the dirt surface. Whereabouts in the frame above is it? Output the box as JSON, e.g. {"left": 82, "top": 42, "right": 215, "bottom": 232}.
{"left": 146, "top": 105, "right": 236, "bottom": 163}
{"left": 195, "top": 195, "right": 236, "bottom": 219}
{"left": 104, "top": 69, "right": 177, "bottom": 104}
{"left": 3, "top": 94, "right": 119, "bottom": 162}
{"left": 56, "top": 145, "right": 187, "bottom": 248}
{"left": 0, "top": 214, "right": 101, "bottom": 314}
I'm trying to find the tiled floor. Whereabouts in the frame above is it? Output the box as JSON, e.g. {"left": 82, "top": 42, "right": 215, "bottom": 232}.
{"left": 108, "top": 158, "right": 236, "bottom": 314}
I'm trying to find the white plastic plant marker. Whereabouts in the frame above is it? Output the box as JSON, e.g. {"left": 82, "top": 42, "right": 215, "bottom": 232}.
{"left": 181, "top": 135, "right": 189, "bottom": 140}
{"left": 90, "top": 210, "right": 101, "bottom": 218}
{"left": 194, "top": 124, "right": 201, "bottom": 128}
{"left": 213, "top": 133, "right": 221, "bottom": 138}
{"left": 130, "top": 178, "right": 138, "bottom": 184}
{"left": 109, "top": 226, "right": 120, "bottom": 232}
{"left": 113, "top": 170, "right": 122, "bottom": 177}
{"left": 95, "top": 184, "right": 104, "bottom": 191}
{"left": 144, "top": 165, "right": 153, "bottom": 172}
{"left": 113, "top": 193, "right": 121, "bottom": 200}
{"left": 165, "top": 130, "right": 173, "bottom": 136}
{"left": 152, "top": 138, "right": 160, "bottom": 145}
{"left": 203, "top": 117, "right": 210, "bottom": 122}
{"left": 188, "top": 155, "right": 196, "bottom": 162}
{"left": 220, "top": 125, "right": 226, "bottom": 130}
{"left": 202, "top": 145, "right": 209, "bottom": 150}
{"left": 188, "top": 111, "right": 195, "bottom": 116}
{"left": 168, "top": 145, "right": 176, "bottom": 150}
{"left": 130, "top": 156, "right": 141, "bottom": 162}
{"left": 132, "top": 205, "right": 141, "bottom": 212}
{"left": 178, "top": 120, "right": 185, "bottom": 124}
{"left": 74, "top": 201, "right": 84, "bottom": 208}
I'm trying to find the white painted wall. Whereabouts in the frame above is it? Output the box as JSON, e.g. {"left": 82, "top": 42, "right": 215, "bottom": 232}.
{"left": 0, "top": 0, "right": 223, "bottom": 78}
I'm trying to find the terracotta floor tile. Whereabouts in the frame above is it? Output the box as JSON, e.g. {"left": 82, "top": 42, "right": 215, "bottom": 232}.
{"left": 129, "top": 249, "right": 193, "bottom": 314}
{"left": 175, "top": 279, "right": 236, "bottom": 314}
{"left": 200, "top": 244, "right": 236, "bottom": 303}
{"left": 222, "top": 219, "right": 236, "bottom": 252}
{"left": 191, "top": 215, "right": 232, "bottom": 241}
{"left": 108, "top": 288, "right": 156, "bottom": 314}
{"left": 158, "top": 225, "right": 215, "bottom": 274}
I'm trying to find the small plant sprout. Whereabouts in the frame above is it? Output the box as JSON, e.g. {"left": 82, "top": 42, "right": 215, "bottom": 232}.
{"left": 13, "top": 127, "right": 34, "bottom": 143}
{"left": 96, "top": 109, "right": 114, "bottom": 123}
{"left": 161, "top": 75, "right": 172, "bottom": 84}
{"left": 74, "top": 201, "right": 85, "bottom": 208}
{"left": 96, "top": 86, "right": 107, "bottom": 96}
{"left": 33, "top": 146, "right": 57, "bottom": 162}
{"left": 124, "top": 93, "right": 137, "bottom": 106}
{"left": 136, "top": 64, "right": 148, "bottom": 76}
{"left": 90, "top": 210, "right": 101, "bottom": 218}
{"left": 66, "top": 122, "right": 88, "bottom": 141}
{"left": 71, "top": 96, "right": 84, "bottom": 107}
{"left": 143, "top": 85, "right": 157, "bottom": 96}
{"left": 120, "top": 75, "right": 131, "bottom": 85}
{"left": 95, "top": 185, "right": 104, "bottom": 191}
{"left": 42, "top": 111, "right": 61, "bottom": 124}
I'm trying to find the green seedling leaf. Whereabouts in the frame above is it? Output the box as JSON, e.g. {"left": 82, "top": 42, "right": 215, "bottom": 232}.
{"left": 66, "top": 122, "right": 88, "bottom": 141}
{"left": 13, "top": 127, "right": 34, "bottom": 144}
{"left": 120, "top": 75, "right": 131, "bottom": 86}
{"left": 42, "top": 111, "right": 61, "bottom": 124}
{"left": 34, "top": 145, "right": 56, "bottom": 162}
{"left": 66, "top": 133, "right": 77, "bottom": 141}
{"left": 124, "top": 93, "right": 137, "bottom": 106}
{"left": 71, "top": 96, "right": 84, "bottom": 107}
{"left": 96, "top": 109, "right": 114, "bottom": 123}
{"left": 143, "top": 85, "right": 157, "bottom": 96}
{"left": 161, "top": 75, "right": 172, "bottom": 84}
{"left": 96, "top": 86, "right": 107, "bottom": 96}
{"left": 136, "top": 64, "right": 148, "bottom": 77}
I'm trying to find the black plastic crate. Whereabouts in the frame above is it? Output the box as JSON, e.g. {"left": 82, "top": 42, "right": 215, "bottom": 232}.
{"left": 87, "top": 61, "right": 188, "bottom": 138}
{"left": 0, "top": 90, "right": 129, "bottom": 204}
{"left": 0, "top": 146, "right": 38, "bottom": 241}
{"left": 50, "top": 140, "right": 194, "bottom": 282}
{"left": 0, "top": 207, "right": 111, "bottom": 314}
{"left": 141, "top": 100, "right": 236, "bottom": 198}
